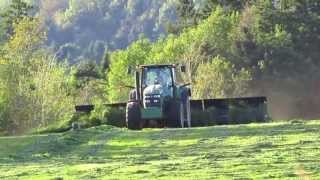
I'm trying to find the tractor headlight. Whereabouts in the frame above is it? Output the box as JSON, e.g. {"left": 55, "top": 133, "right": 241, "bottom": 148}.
{"left": 153, "top": 94, "right": 161, "bottom": 98}
{"left": 144, "top": 94, "right": 161, "bottom": 107}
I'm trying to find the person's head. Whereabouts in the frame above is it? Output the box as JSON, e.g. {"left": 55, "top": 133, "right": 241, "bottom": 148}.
{"left": 154, "top": 75, "right": 163, "bottom": 84}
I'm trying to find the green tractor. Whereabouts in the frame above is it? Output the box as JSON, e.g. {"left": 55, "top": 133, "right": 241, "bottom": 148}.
{"left": 126, "top": 64, "right": 191, "bottom": 130}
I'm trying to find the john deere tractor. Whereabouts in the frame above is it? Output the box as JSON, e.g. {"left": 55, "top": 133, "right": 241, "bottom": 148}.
{"left": 126, "top": 64, "right": 191, "bottom": 130}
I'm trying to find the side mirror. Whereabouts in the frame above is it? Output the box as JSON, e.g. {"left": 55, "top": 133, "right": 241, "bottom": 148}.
{"left": 180, "top": 65, "right": 186, "bottom": 73}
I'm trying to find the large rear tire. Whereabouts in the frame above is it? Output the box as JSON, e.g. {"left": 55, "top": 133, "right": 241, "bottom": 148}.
{"left": 166, "top": 100, "right": 181, "bottom": 128}
{"left": 126, "top": 102, "right": 142, "bottom": 130}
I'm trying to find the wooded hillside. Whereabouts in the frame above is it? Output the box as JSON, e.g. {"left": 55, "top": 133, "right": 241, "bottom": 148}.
{"left": 1, "top": 0, "right": 177, "bottom": 63}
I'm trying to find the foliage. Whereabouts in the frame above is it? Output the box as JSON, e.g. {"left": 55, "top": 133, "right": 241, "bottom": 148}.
{"left": 15, "top": 0, "right": 177, "bottom": 63}
{"left": 5, "top": 17, "right": 45, "bottom": 55}
{"left": 168, "top": 0, "right": 197, "bottom": 34}
{"left": 107, "top": 38, "right": 152, "bottom": 102}
{"left": 193, "top": 56, "right": 251, "bottom": 99}
{"left": 107, "top": 7, "right": 249, "bottom": 102}
{"left": 0, "top": 0, "right": 33, "bottom": 43}
{"left": 0, "top": 17, "right": 74, "bottom": 134}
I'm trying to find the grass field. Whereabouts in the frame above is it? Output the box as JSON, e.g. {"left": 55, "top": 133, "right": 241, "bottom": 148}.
{"left": 0, "top": 120, "right": 320, "bottom": 179}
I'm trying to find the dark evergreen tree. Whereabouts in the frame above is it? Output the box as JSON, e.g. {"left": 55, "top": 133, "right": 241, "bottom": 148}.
{"left": 166, "top": 0, "right": 197, "bottom": 34}
{"left": 0, "top": 0, "right": 33, "bottom": 43}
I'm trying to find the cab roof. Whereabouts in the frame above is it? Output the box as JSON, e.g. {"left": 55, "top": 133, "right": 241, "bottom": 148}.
{"left": 139, "top": 64, "right": 177, "bottom": 68}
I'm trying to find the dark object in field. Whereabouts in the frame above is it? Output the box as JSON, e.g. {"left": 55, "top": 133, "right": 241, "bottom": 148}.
{"left": 75, "top": 105, "right": 94, "bottom": 113}
{"left": 75, "top": 96, "right": 268, "bottom": 127}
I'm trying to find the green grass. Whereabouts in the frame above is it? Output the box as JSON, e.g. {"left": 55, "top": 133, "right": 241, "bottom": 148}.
{"left": 0, "top": 120, "right": 320, "bottom": 179}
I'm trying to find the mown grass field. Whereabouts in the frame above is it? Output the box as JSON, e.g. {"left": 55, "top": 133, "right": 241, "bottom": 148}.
{"left": 0, "top": 120, "right": 320, "bottom": 179}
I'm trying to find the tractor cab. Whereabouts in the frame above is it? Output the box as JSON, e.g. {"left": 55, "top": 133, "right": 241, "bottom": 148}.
{"left": 141, "top": 65, "right": 174, "bottom": 107}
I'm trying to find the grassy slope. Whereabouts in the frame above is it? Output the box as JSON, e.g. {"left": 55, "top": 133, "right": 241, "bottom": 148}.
{"left": 0, "top": 121, "right": 320, "bottom": 179}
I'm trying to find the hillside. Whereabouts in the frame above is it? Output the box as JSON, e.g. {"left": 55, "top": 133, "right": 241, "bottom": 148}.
{"left": 0, "top": 121, "right": 319, "bottom": 179}
{"left": 0, "top": 0, "right": 177, "bottom": 63}
{"left": 45, "top": 0, "right": 177, "bottom": 63}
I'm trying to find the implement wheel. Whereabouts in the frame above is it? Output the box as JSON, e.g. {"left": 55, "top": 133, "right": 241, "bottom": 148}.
{"left": 126, "top": 101, "right": 142, "bottom": 130}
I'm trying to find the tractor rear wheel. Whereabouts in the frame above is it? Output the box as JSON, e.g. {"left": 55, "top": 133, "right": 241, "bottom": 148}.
{"left": 167, "top": 100, "right": 181, "bottom": 128}
{"left": 126, "top": 102, "right": 142, "bottom": 130}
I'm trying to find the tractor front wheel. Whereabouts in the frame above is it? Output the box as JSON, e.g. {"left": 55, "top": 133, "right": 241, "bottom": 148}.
{"left": 126, "top": 102, "right": 142, "bottom": 130}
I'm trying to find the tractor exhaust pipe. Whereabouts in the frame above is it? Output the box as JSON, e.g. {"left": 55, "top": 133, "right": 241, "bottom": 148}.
{"left": 135, "top": 71, "right": 140, "bottom": 101}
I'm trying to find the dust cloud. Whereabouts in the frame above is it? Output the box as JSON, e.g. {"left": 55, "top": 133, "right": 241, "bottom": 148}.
{"left": 250, "top": 79, "right": 320, "bottom": 120}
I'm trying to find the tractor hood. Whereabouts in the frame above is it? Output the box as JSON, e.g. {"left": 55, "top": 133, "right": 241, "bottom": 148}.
{"left": 143, "top": 84, "right": 172, "bottom": 108}
{"left": 143, "top": 84, "right": 163, "bottom": 96}
{"left": 143, "top": 84, "right": 163, "bottom": 108}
